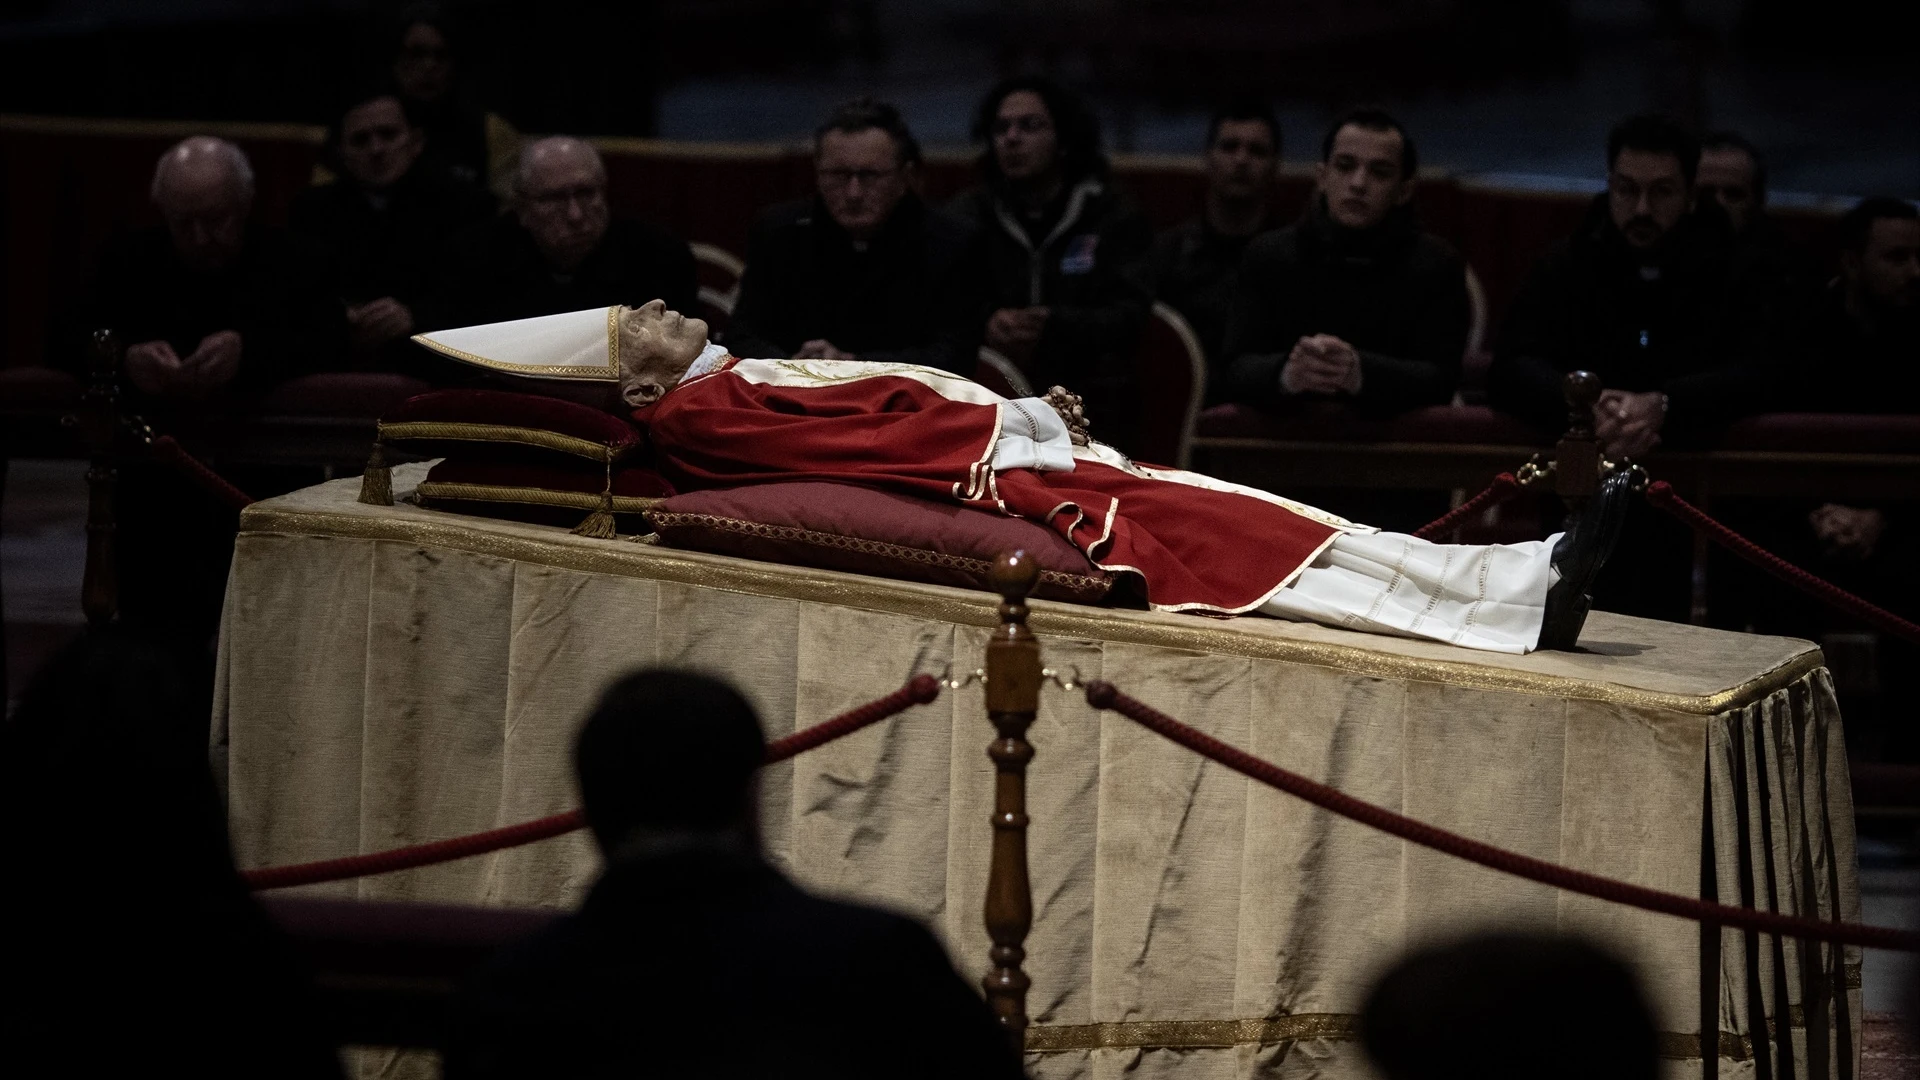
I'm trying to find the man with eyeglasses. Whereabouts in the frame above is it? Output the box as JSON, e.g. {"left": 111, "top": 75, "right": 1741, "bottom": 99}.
{"left": 1150, "top": 98, "right": 1283, "bottom": 368}
{"left": 290, "top": 81, "right": 493, "bottom": 379}
{"left": 1220, "top": 108, "right": 1469, "bottom": 422}
{"left": 948, "top": 76, "right": 1153, "bottom": 452}
{"left": 725, "top": 98, "right": 982, "bottom": 373}
{"left": 1490, "top": 113, "right": 1781, "bottom": 620}
{"left": 429, "top": 136, "right": 696, "bottom": 331}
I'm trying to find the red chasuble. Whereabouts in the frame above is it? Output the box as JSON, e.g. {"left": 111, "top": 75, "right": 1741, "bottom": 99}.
{"left": 639, "top": 357, "right": 1365, "bottom": 613}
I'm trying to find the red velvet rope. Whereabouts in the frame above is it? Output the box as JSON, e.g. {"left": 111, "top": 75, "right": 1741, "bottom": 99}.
{"left": 1410, "top": 472, "right": 1523, "bottom": 542}
{"left": 150, "top": 434, "right": 254, "bottom": 511}
{"left": 1085, "top": 680, "right": 1920, "bottom": 953}
{"left": 1645, "top": 481, "right": 1920, "bottom": 649}
{"left": 243, "top": 675, "right": 942, "bottom": 891}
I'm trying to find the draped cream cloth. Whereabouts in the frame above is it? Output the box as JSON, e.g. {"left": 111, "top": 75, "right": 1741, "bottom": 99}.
{"left": 216, "top": 467, "right": 1861, "bottom": 1079}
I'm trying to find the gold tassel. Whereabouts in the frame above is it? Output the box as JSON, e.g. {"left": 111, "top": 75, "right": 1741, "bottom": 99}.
{"left": 359, "top": 441, "right": 393, "bottom": 505}
{"left": 572, "top": 506, "right": 617, "bottom": 539}
{"left": 570, "top": 457, "right": 617, "bottom": 537}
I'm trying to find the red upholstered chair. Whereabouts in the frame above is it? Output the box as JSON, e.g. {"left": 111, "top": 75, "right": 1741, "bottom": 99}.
{"left": 1720, "top": 413, "right": 1920, "bottom": 454}
{"left": 1132, "top": 302, "right": 1207, "bottom": 468}
{"left": 691, "top": 242, "right": 744, "bottom": 339}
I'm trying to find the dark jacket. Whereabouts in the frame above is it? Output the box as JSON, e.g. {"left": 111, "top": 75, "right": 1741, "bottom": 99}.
{"left": 288, "top": 160, "right": 495, "bottom": 310}
{"left": 726, "top": 194, "right": 983, "bottom": 373}
{"left": 1489, "top": 193, "right": 1780, "bottom": 443}
{"left": 1787, "top": 282, "right": 1920, "bottom": 413}
{"left": 428, "top": 216, "right": 698, "bottom": 331}
{"left": 81, "top": 224, "right": 347, "bottom": 405}
{"left": 948, "top": 177, "right": 1153, "bottom": 383}
{"left": 1149, "top": 214, "right": 1271, "bottom": 367}
{"left": 444, "top": 845, "right": 1023, "bottom": 1080}
{"left": 1220, "top": 199, "right": 1468, "bottom": 414}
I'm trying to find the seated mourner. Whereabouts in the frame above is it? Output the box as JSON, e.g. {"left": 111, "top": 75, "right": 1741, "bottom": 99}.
{"left": 444, "top": 670, "right": 1025, "bottom": 1080}
{"left": 289, "top": 80, "right": 493, "bottom": 377}
{"left": 1149, "top": 98, "right": 1283, "bottom": 367}
{"left": 1220, "top": 108, "right": 1468, "bottom": 415}
{"left": 430, "top": 136, "right": 697, "bottom": 329}
{"left": 83, "top": 137, "right": 345, "bottom": 650}
{"left": 948, "top": 76, "right": 1153, "bottom": 452}
{"left": 725, "top": 98, "right": 982, "bottom": 373}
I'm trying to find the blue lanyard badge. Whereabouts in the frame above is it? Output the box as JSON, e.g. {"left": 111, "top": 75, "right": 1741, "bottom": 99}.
{"left": 1059, "top": 234, "right": 1099, "bottom": 275}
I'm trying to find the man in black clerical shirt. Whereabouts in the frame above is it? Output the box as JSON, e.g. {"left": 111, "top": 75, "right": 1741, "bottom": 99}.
{"left": 1220, "top": 108, "right": 1468, "bottom": 415}
{"left": 1489, "top": 114, "right": 1777, "bottom": 456}
{"left": 290, "top": 82, "right": 493, "bottom": 377}
{"left": 949, "top": 76, "right": 1153, "bottom": 451}
{"left": 726, "top": 98, "right": 981, "bottom": 373}
{"left": 429, "top": 136, "right": 696, "bottom": 330}
{"left": 1149, "top": 99, "right": 1281, "bottom": 367}
{"left": 444, "top": 670, "right": 1025, "bottom": 1080}
{"left": 84, "top": 137, "right": 346, "bottom": 652}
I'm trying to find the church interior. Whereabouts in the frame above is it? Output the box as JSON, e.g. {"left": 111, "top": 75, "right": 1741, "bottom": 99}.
{"left": 2, "top": 1, "right": 1918, "bottom": 1077}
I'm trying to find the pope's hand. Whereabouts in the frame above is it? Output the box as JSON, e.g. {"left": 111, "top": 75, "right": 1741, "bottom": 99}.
{"left": 794, "top": 339, "right": 855, "bottom": 361}
{"left": 1041, "top": 385, "right": 1091, "bottom": 446}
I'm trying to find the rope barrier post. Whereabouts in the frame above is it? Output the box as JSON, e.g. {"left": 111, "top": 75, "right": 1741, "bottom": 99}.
{"left": 78, "top": 329, "right": 121, "bottom": 627}
{"left": 1554, "top": 370, "right": 1603, "bottom": 514}
{"left": 982, "top": 550, "right": 1042, "bottom": 1054}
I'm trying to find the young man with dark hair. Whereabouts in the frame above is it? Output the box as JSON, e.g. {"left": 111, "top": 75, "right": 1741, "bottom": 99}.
{"left": 1490, "top": 113, "right": 1780, "bottom": 620}
{"left": 444, "top": 669, "right": 1025, "bottom": 1080}
{"left": 949, "top": 76, "right": 1153, "bottom": 451}
{"left": 1219, "top": 106, "right": 1468, "bottom": 414}
{"left": 289, "top": 81, "right": 494, "bottom": 377}
{"left": 1149, "top": 98, "right": 1281, "bottom": 364}
{"left": 725, "top": 98, "right": 982, "bottom": 373}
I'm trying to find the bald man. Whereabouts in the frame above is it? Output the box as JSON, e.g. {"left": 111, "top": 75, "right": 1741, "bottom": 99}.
{"left": 82, "top": 137, "right": 347, "bottom": 650}
{"left": 88, "top": 136, "right": 344, "bottom": 402}
{"left": 426, "top": 136, "right": 695, "bottom": 330}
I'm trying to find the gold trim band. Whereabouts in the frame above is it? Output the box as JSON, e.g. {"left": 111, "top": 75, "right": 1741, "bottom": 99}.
{"left": 1020, "top": 1016, "right": 1751, "bottom": 1061}
{"left": 380, "top": 421, "right": 629, "bottom": 463}
{"left": 237, "top": 503, "right": 1821, "bottom": 715}
{"left": 415, "top": 482, "right": 661, "bottom": 515}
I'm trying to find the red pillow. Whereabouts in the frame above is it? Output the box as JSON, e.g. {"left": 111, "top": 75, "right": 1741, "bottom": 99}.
{"left": 380, "top": 388, "right": 644, "bottom": 464}
{"left": 649, "top": 482, "right": 1113, "bottom": 604}
{"left": 416, "top": 457, "right": 673, "bottom": 531}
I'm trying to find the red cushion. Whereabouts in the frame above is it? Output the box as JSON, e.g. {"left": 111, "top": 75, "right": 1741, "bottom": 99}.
{"left": 650, "top": 482, "right": 1113, "bottom": 604}
{"left": 1197, "top": 402, "right": 1543, "bottom": 445}
{"left": 1720, "top": 413, "right": 1920, "bottom": 454}
{"left": 416, "top": 457, "right": 673, "bottom": 529}
{"left": 380, "top": 388, "right": 644, "bottom": 463}
{"left": 257, "top": 373, "right": 434, "bottom": 418}
{"left": 0, "top": 365, "right": 83, "bottom": 411}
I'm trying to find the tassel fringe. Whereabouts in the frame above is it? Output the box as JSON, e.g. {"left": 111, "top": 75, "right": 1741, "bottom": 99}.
{"left": 571, "top": 508, "right": 618, "bottom": 539}
{"left": 359, "top": 442, "right": 394, "bottom": 506}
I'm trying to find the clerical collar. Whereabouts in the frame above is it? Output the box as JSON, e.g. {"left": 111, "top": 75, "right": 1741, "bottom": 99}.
{"left": 683, "top": 341, "right": 731, "bottom": 381}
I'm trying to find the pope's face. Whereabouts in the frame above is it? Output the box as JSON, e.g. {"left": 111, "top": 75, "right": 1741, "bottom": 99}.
{"left": 618, "top": 300, "right": 710, "bottom": 408}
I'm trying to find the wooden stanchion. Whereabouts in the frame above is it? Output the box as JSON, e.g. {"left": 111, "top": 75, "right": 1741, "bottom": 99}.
{"left": 79, "top": 329, "right": 120, "bottom": 627}
{"left": 982, "top": 550, "right": 1041, "bottom": 1054}
{"left": 1554, "top": 369, "right": 1602, "bottom": 511}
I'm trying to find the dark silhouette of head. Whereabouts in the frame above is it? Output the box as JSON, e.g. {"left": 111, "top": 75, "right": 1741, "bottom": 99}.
{"left": 1361, "top": 931, "right": 1658, "bottom": 1080}
{"left": 574, "top": 670, "right": 766, "bottom": 851}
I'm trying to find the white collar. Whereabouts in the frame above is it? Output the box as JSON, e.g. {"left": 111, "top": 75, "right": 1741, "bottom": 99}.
{"left": 683, "top": 341, "right": 730, "bottom": 382}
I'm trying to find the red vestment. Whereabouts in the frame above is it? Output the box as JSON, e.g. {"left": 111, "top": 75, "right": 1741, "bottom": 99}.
{"left": 639, "top": 357, "right": 1360, "bottom": 613}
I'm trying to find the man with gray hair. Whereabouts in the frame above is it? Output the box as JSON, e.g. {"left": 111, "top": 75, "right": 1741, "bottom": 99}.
{"left": 82, "top": 135, "right": 345, "bottom": 650}
{"left": 428, "top": 135, "right": 694, "bottom": 329}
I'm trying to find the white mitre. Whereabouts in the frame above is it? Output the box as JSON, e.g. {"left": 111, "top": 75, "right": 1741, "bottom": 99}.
{"left": 413, "top": 307, "right": 625, "bottom": 382}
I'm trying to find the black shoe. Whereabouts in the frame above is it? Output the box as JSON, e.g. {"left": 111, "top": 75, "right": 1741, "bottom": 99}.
{"left": 1537, "top": 469, "right": 1634, "bottom": 651}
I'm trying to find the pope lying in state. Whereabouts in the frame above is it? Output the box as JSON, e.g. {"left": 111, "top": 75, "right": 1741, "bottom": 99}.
{"left": 414, "top": 301, "right": 1631, "bottom": 653}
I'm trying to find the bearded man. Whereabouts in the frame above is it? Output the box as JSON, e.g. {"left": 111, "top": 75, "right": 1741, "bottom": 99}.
{"left": 415, "top": 303, "right": 1631, "bottom": 653}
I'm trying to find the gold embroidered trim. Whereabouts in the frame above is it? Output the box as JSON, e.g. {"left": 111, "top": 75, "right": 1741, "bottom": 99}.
{"left": 416, "top": 482, "right": 661, "bottom": 515}
{"left": 378, "top": 421, "right": 629, "bottom": 463}
{"left": 647, "top": 511, "right": 1112, "bottom": 596}
{"left": 1020, "top": 1016, "right": 1749, "bottom": 1060}
{"left": 237, "top": 502, "right": 1822, "bottom": 714}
